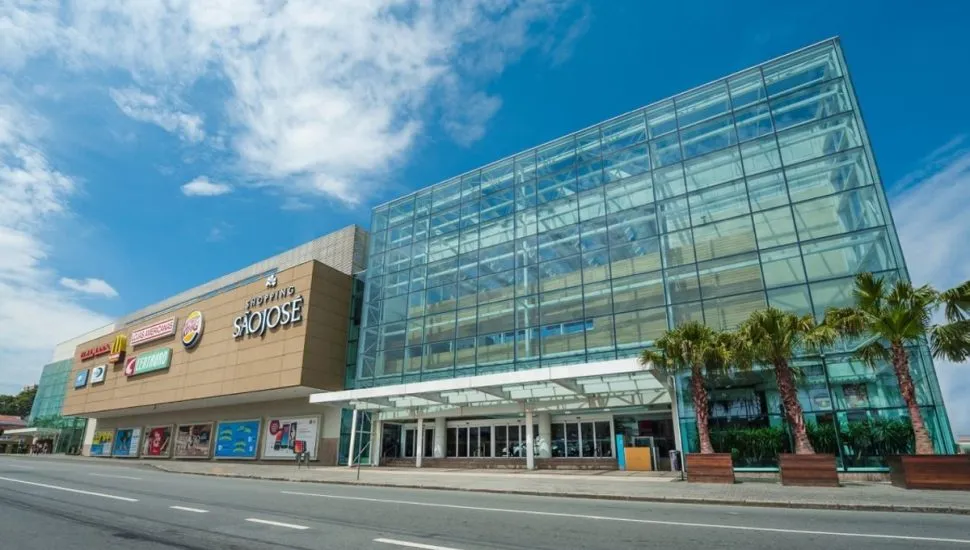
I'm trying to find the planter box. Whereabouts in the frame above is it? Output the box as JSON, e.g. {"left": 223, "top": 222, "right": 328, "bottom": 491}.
{"left": 686, "top": 453, "right": 735, "bottom": 484}
{"left": 887, "top": 455, "right": 970, "bottom": 490}
{"left": 779, "top": 454, "right": 839, "bottom": 487}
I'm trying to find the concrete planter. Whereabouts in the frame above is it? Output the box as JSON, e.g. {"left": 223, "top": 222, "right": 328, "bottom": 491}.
{"left": 887, "top": 455, "right": 970, "bottom": 490}
{"left": 779, "top": 453, "right": 839, "bottom": 487}
{"left": 686, "top": 453, "right": 735, "bottom": 484}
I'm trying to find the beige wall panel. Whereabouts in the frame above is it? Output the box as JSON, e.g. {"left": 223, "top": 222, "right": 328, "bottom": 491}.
{"left": 64, "top": 260, "right": 353, "bottom": 417}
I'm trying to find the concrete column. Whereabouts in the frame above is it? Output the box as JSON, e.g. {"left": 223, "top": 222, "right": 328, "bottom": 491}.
{"left": 433, "top": 417, "right": 446, "bottom": 458}
{"left": 525, "top": 409, "right": 535, "bottom": 470}
{"left": 538, "top": 412, "right": 552, "bottom": 458}
{"left": 372, "top": 416, "right": 382, "bottom": 467}
{"left": 415, "top": 418, "right": 424, "bottom": 468}
{"left": 347, "top": 409, "right": 358, "bottom": 468}
{"left": 669, "top": 377, "right": 683, "bottom": 453}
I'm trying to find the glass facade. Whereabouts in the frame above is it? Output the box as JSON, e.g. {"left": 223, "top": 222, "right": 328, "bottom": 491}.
{"left": 354, "top": 40, "right": 954, "bottom": 468}
{"left": 28, "top": 359, "right": 73, "bottom": 423}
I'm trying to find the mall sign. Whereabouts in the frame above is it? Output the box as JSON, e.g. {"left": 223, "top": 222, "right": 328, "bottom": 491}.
{"left": 232, "top": 276, "right": 304, "bottom": 339}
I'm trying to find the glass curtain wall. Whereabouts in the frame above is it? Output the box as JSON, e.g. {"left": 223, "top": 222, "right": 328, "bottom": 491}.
{"left": 356, "top": 39, "right": 952, "bottom": 468}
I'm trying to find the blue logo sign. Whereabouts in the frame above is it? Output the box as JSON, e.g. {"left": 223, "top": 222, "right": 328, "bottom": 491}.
{"left": 74, "top": 369, "right": 89, "bottom": 389}
{"left": 214, "top": 420, "right": 261, "bottom": 459}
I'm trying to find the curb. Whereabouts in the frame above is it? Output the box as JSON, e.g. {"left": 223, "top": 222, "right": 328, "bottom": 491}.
{"left": 144, "top": 465, "right": 970, "bottom": 516}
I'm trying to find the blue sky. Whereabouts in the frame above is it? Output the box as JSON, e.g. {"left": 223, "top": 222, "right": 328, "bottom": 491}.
{"left": 1, "top": 1, "right": 968, "bottom": 434}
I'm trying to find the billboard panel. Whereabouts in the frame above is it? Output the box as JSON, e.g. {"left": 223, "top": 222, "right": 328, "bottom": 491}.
{"left": 91, "top": 430, "right": 114, "bottom": 457}
{"left": 142, "top": 425, "right": 173, "bottom": 458}
{"left": 261, "top": 415, "right": 319, "bottom": 460}
{"left": 174, "top": 423, "right": 213, "bottom": 458}
{"left": 213, "top": 419, "right": 261, "bottom": 460}
{"left": 112, "top": 427, "right": 141, "bottom": 458}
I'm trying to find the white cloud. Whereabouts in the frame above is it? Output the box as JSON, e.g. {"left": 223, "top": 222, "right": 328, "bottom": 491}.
{"left": 0, "top": 0, "right": 584, "bottom": 206}
{"left": 181, "top": 176, "right": 233, "bottom": 197}
{"left": 59, "top": 277, "right": 119, "bottom": 298}
{"left": 206, "top": 222, "right": 233, "bottom": 243}
{"left": 891, "top": 135, "right": 970, "bottom": 438}
{"left": 109, "top": 87, "right": 206, "bottom": 143}
{"left": 0, "top": 102, "right": 114, "bottom": 393}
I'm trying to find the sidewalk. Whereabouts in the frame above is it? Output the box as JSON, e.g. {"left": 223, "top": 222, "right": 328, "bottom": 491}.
{"left": 143, "top": 459, "right": 970, "bottom": 515}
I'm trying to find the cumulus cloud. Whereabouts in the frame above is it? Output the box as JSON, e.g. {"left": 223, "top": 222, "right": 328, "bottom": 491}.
{"left": 181, "top": 176, "right": 233, "bottom": 197}
{"left": 0, "top": 0, "right": 586, "bottom": 206}
{"left": 0, "top": 102, "right": 114, "bottom": 394}
{"left": 59, "top": 277, "right": 119, "bottom": 298}
{"left": 109, "top": 87, "right": 206, "bottom": 143}
{"left": 891, "top": 135, "right": 970, "bottom": 438}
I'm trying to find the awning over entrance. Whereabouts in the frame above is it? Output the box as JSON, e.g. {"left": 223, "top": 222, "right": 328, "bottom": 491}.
{"left": 309, "top": 358, "right": 670, "bottom": 420}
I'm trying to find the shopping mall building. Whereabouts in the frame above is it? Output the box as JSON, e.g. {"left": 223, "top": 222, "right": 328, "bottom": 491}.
{"left": 61, "top": 39, "right": 955, "bottom": 470}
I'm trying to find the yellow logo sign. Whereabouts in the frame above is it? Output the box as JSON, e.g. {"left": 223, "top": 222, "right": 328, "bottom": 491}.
{"left": 108, "top": 334, "right": 128, "bottom": 363}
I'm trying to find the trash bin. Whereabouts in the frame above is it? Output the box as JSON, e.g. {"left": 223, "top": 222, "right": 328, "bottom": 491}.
{"left": 669, "top": 450, "right": 682, "bottom": 472}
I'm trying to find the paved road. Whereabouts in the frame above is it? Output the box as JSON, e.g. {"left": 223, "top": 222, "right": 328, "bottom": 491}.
{"left": 2, "top": 456, "right": 969, "bottom": 550}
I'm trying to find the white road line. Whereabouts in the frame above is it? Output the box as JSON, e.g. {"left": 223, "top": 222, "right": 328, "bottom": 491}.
{"left": 89, "top": 473, "right": 143, "bottom": 480}
{"left": 245, "top": 518, "right": 309, "bottom": 530}
{"left": 281, "top": 491, "right": 970, "bottom": 545}
{"left": 374, "top": 538, "right": 464, "bottom": 550}
{"left": 0, "top": 476, "right": 139, "bottom": 502}
{"left": 170, "top": 506, "right": 209, "bottom": 513}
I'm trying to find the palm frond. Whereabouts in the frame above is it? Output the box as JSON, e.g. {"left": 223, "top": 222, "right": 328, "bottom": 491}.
{"left": 930, "top": 320, "right": 970, "bottom": 363}
{"left": 939, "top": 280, "right": 970, "bottom": 323}
{"left": 823, "top": 307, "right": 866, "bottom": 337}
{"left": 855, "top": 339, "right": 892, "bottom": 369}
{"left": 853, "top": 272, "right": 885, "bottom": 312}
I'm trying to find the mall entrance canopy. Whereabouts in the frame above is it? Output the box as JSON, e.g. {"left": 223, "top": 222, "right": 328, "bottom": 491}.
{"left": 309, "top": 358, "right": 672, "bottom": 467}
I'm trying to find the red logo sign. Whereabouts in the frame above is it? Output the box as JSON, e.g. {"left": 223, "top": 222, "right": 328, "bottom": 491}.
{"left": 80, "top": 343, "right": 111, "bottom": 361}
{"left": 124, "top": 356, "right": 138, "bottom": 376}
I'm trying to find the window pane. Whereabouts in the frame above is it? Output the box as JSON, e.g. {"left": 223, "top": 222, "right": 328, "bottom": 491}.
{"left": 608, "top": 205, "right": 658, "bottom": 245}
{"left": 478, "top": 270, "right": 515, "bottom": 304}
{"left": 579, "top": 188, "right": 607, "bottom": 221}
{"left": 771, "top": 79, "right": 850, "bottom": 132}
{"left": 602, "top": 113, "right": 647, "bottom": 153}
{"left": 753, "top": 207, "right": 798, "bottom": 248}
{"left": 668, "top": 301, "right": 704, "bottom": 328}
{"left": 665, "top": 265, "right": 700, "bottom": 304}
{"left": 729, "top": 70, "right": 766, "bottom": 109}
{"left": 432, "top": 179, "right": 461, "bottom": 213}
{"left": 478, "top": 332, "right": 514, "bottom": 366}
{"left": 426, "top": 283, "right": 457, "bottom": 314}
{"left": 650, "top": 133, "right": 682, "bottom": 167}
{"left": 538, "top": 254, "right": 583, "bottom": 291}
{"left": 478, "top": 300, "right": 515, "bottom": 335}
{"left": 605, "top": 173, "right": 653, "bottom": 213}
{"left": 515, "top": 266, "right": 539, "bottom": 296}
{"left": 689, "top": 180, "right": 749, "bottom": 226}
{"left": 580, "top": 216, "right": 609, "bottom": 252}
{"left": 767, "top": 285, "right": 813, "bottom": 317}
{"left": 677, "top": 82, "right": 731, "bottom": 128}
{"left": 585, "top": 315, "right": 615, "bottom": 353}
{"left": 615, "top": 307, "right": 668, "bottom": 349}
{"left": 406, "top": 318, "right": 424, "bottom": 346}
{"left": 455, "top": 306, "right": 477, "bottom": 338}
{"left": 516, "top": 327, "right": 540, "bottom": 360}
{"left": 515, "top": 296, "right": 539, "bottom": 328}
{"left": 777, "top": 113, "right": 861, "bottom": 167}
{"left": 583, "top": 280, "right": 613, "bottom": 317}
{"left": 603, "top": 145, "right": 650, "bottom": 183}
{"left": 793, "top": 186, "right": 884, "bottom": 241}
{"left": 809, "top": 275, "right": 859, "bottom": 320}
{"left": 657, "top": 198, "right": 691, "bottom": 234}
{"left": 582, "top": 248, "right": 611, "bottom": 284}
{"left": 801, "top": 228, "right": 895, "bottom": 282}
{"left": 680, "top": 114, "right": 737, "bottom": 159}
{"left": 424, "top": 311, "right": 455, "bottom": 342}
{"left": 734, "top": 103, "right": 774, "bottom": 142}
{"left": 685, "top": 147, "right": 743, "bottom": 192}
{"left": 761, "top": 245, "right": 806, "bottom": 288}
{"left": 646, "top": 101, "right": 677, "bottom": 137}
{"left": 654, "top": 164, "right": 687, "bottom": 200}
{"left": 693, "top": 216, "right": 757, "bottom": 262}
{"left": 703, "top": 291, "right": 766, "bottom": 331}
{"left": 697, "top": 253, "right": 764, "bottom": 299}
{"left": 762, "top": 44, "right": 842, "bottom": 98}
{"left": 747, "top": 170, "right": 789, "bottom": 211}
{"left": 540, "top": 320, "right": 587, "bottom": 358}
{"left": 537, "top": 137, "right": 576, "bottom": 177}
{"left": 740, "top": 136, "right": 782, "bottom": 176}
{"left": 786, "top": 149, "right": 873, "bottom": 203}
{"left": 427, "top": 257, "right": 458, "bottom": 288}
{"left": 612, "top": 271, "right": 666, "bottom": 313}
{"left": 609, "top": 237, "right": 662, "bottom": 278}
{"left": 540, "top": 287, "right": 585, "bottom": 325}
{"left": 480, "top": 242, "right": 515, "bottom": 275}
{"left": 662, "top": 229, "right": 695, "bottom": 267}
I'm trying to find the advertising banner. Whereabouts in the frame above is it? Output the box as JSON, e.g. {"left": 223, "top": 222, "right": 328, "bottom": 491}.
{"left": 91, "top": 430, "right": 114, "bottom": 457}
{"left": 261, "top": 416, "right": 319, "bottom": 460}
{"left": 90, "top": 364, "right": 107, "bottom": 384}
{"left": 130, "top": 317, "right": 178, "bottom": 346}
{"left": 124, "top": 348, "right": 173, "bottom": 377}
{"left": 112, "top": 427, "right": 142, "bottom": 457}
{"left": 214, "top": 419, "right": 261, "bottom": 460}
{"left": 142, "top": 425, "right": 173, "bottom": 458}
{"left": 174, "top": 423, "right": 213, "bottom": 458}
{"left": 74, "top": 369, "right": 89, "bottom": 389}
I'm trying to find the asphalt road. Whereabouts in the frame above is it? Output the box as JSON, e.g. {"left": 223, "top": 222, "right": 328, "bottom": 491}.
{"left": 1, "top": 456, "right": 969, "bottom": 550}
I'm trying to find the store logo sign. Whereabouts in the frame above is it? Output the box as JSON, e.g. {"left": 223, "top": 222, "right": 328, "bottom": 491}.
{"left": 130, "top": 318, "right": 178, "bottom": 347}
{"left": 266, "top": 274, "right": 278, "bottom": 288}
{"left": 182, "top": 311, "right": 204, "bottom": 349}
{"left": 74, "top": 369, "right": 89, "bottom": 388}
{"left": 91, "top": 365, "right": 107, "bottom": 384}
{"left": 232, "top": 285, "right": 304, "bottom": 340}
{"left": 124, "top": 348, "right": 172, "bottom": 377}
{"left": 108, "top": 334, "right": 128, "bottom": 364}
{"left": 80, "top": 343, "right": 111, "bottom": 361}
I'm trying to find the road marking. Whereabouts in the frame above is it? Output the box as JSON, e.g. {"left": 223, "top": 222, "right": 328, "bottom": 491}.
{"left": 0, "top": 476, "right": 138, "bottom": 502}
{"left": 245, "top": 518, "right": 309, "bottom": 530}
{"left": 89, "top": 473, "right": 143, "bottom": 480}
{"left": 374, "top": 538, "right": 464, "bottom": 550}
{"left": 170, "top": 506, "right": 209, "bottom": 513}
{"left": 281, "top": 491, "right": 970, "bottom": 545}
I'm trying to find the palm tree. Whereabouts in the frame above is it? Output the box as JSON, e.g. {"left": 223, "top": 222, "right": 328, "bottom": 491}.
{"left": 640, "top": 321, "right": 732, "bottom": 454}
{"left": 824, "top": 273, "right": 970, "bottom": 455}
{"left": 733, "top": 308, "right": 837, "bottom": 455}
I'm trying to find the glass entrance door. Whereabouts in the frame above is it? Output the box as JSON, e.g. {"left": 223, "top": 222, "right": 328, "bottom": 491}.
{"left": 404, "top": 428, "right": 416, "bottom": 458}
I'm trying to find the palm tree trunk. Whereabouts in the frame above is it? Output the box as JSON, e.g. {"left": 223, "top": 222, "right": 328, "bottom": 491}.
{"left": 890, "top": 342, "right": 935, "bottom": 455}
{"left": 690, "top": 364, "right": 714, "bottom": 454}
{"left": 773, "top": 358, "right": 815, "bottom": 455}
